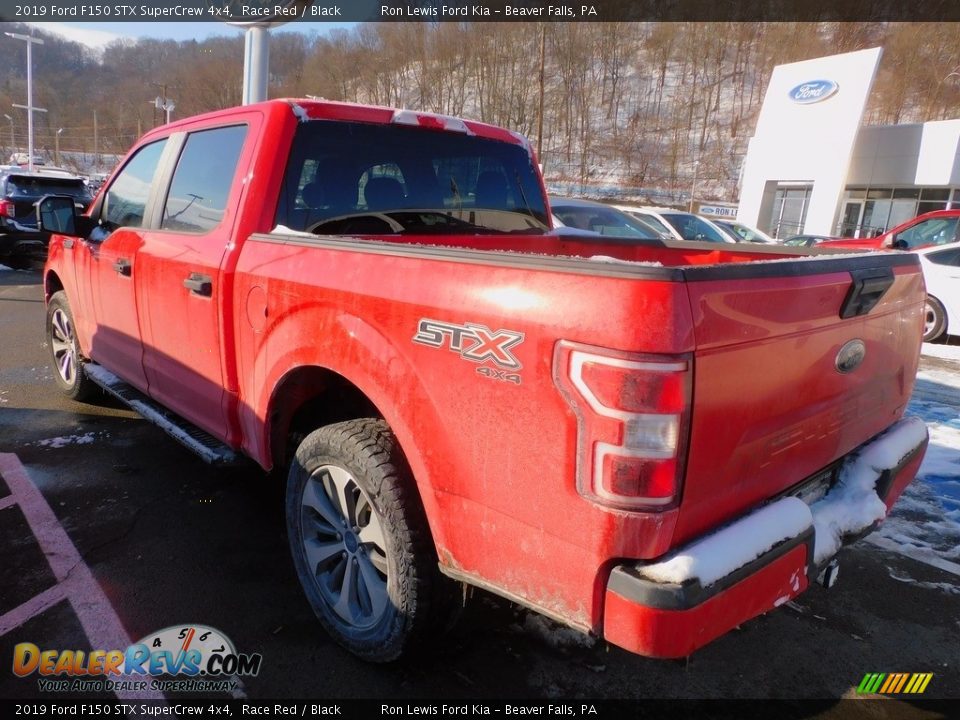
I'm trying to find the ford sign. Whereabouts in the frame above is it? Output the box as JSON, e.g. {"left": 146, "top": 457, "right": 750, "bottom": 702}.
{"left": 788, "top": 80, "right": 839, "bottom": 104}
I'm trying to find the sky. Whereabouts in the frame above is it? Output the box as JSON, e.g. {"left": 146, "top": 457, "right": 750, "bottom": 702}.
{"left": 25, "top": 21, "right": 357, "bottom": 49}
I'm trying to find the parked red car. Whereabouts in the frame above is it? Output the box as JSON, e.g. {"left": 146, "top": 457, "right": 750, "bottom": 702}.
{"left": 819, "top": 209, "right": 960, "bottom": 251}
{"left": 38, "top": 99, "right": 928, "bottom": 662}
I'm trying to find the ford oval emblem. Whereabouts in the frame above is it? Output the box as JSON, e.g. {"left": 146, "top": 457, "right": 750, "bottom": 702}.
{"left": 788, "top": 80, "right": 839, "bottom": 104}
{"left": 836, "top": 339, "right": 866, "bottom": 373}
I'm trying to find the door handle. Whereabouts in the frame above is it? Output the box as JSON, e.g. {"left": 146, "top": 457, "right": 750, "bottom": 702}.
{"left": 113, "top": 258, "right": 132, "bottom": 276}
{"left": 183, "top": 273, "right": 213, "bottom": 297}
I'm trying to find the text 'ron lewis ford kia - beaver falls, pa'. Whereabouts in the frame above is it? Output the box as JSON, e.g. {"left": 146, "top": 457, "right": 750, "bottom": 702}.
{"left": 35, "top": 98, "right": 928, "bottom": 661}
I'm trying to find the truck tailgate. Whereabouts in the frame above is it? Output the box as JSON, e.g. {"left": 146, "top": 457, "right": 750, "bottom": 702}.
{"left": 674, "top": 253, "right": 924, "bottom": 545}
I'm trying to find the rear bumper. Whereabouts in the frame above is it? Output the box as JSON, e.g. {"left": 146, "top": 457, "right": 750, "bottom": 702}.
{"left": 603, "top": 416, "right": 928, "bottom": 658}
{"left": 0, "top": 227, "right": 49, "bottom": 265}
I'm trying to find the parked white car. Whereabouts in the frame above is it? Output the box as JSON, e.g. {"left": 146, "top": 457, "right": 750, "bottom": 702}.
{"left": 917, "top": 243, "right": 960, "bottom": 342}
{"left": 712, "top": 219, "right": 779, "bottom": 244}
{"left": 614, "top": 205, "right": 735, "bottom": 243}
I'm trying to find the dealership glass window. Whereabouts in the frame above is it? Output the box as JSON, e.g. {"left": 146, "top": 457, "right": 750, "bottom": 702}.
{"left": 921, "top": 188, "right": 950, "bottom": 201}
{"left": 161, "top": 125, "right": 248, "bottom": 234}
{"left": 918, "top": 201, "right": 949, "bottom": 215}
{"left": 769, "top": 186, "right": 811, "bottom": 238}
{"left": 888, "top": 200, "right": 920, "bottom": 230}
{"left": 862, "top": 200, "right": 891, "bottom": 236}
{"left": 892, "top": 188, "right": 920, "bottom": 199}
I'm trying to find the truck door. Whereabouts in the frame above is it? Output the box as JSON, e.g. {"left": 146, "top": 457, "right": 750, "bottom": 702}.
{"left": 75, "top": 138, "right": 170, "bottom": 392}
{"left": 135, "top": 124, "right": 250, "bottom": 440}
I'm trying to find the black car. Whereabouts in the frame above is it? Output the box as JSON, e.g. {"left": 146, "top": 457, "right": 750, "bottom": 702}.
{"left": 0, "top": 169, "right": 94, "bottom": 269}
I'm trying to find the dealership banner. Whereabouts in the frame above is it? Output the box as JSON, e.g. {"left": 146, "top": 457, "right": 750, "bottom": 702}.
{"left": 1, "top": 699, "right": 957, "bottom": 718}
{"left": 0, "top": 0, "right": 959, "bottom": 22}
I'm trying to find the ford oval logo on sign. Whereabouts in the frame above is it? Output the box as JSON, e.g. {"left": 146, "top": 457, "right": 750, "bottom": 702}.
{"left": 788, "top": 80, "right": 839, "bottom": 104}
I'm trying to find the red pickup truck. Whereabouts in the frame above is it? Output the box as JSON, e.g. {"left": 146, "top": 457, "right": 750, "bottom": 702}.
{"left": 38, "top": 99, "right": 928, "bottom": 662}
{"left": 819, "top": 209, "right": 960, "bottom": 250}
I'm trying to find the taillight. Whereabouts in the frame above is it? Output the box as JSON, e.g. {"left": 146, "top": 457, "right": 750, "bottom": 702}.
{"left": 0, "top": 200, "right": 15, "bottom": 218}
{"left": 553, "top": 340, "right": 691, "bottom": 511}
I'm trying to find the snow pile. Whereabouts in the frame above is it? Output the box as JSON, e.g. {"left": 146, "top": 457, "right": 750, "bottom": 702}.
{"left": 869, "top": 369, "right": 960, "bottom": 573}
{"left": 921, "top": 343, "right": 960, "bottom": 362}
{"left": 638, "top": 497, "right": 812, "bottom": 587}
{"left": 36, "top": 432, "right": 99, "bottom": 448}
{"left": 0, "top": 264, "right": 11, "bottom": 272}
{"left": 636, "top": 416, "right": 929, "bottom": 586}
{"left": 588, "top": 255, "right": 663, "bottom": 267}
{"left": 810, "top": 417, "right": 928, "bottom": 564}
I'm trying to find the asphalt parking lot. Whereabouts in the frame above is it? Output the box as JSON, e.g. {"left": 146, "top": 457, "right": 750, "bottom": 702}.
{"left": 1, "top": 267, "right": 958, "bottom": 707}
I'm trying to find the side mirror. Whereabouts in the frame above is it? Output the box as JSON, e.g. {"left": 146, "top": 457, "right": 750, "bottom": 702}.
{"left": 36, "top": 195, "right": 78, "bottom": 236}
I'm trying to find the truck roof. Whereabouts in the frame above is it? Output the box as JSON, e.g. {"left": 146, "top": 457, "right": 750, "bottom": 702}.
{"left": 142, "top": 98, "right": 531, "bottom": 150}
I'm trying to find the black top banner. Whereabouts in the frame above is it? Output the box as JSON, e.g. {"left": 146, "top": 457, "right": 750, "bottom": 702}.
{"left": 0, "top": 0, "right": 959, "bottom": 23}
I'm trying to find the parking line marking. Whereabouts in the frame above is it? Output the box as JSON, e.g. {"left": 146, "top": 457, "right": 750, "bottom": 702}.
{"left": 0, "top": 584, "right": 67, "bottom": 635}
{"left": 866, "top": 534, "right": 960, "bottom": 578}
{"left": 0, "top": 453, "right": 164, "bottom": 700}
{"left": 0, "top": 494, "right": 15, "bottom": 511}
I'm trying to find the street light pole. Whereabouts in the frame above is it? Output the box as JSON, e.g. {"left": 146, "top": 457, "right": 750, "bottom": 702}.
{"left": 55, "top": 127, "right": 63, "bottom": 166}
{"left": 5, "top": 32, "right": 45, "bottom": 172}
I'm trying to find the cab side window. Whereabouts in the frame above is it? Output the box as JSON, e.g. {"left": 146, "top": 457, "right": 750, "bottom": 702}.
{"left": 161, "top": 125, "right": 248, "bottom": 234}
{"left": 103, "top": 139, "right": 168, "bottom": 230}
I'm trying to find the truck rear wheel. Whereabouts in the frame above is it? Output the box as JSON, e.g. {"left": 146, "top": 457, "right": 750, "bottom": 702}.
{"left": 286, "top": 418, "right": 450, "bottom": 661}
{"left": 46, "top": 291, "right": 96, "bottom": 402}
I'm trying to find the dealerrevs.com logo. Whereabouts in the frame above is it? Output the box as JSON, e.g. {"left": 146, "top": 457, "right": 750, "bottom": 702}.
{"left": 13, "top": 624, "right": 262, "bottom": 693}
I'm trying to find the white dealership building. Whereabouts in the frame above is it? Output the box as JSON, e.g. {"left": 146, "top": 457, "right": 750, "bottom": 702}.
{"left": 737, "top": 47, "right": 960, "bottom": 239}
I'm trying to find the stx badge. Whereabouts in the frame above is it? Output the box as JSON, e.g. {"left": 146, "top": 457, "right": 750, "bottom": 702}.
{"left": 413, "top": 318, "right": 524, "bottom": 383}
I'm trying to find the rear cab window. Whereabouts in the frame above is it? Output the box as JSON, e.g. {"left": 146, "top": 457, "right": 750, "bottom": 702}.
{"left": 160, "top": 124, "right": 248, "bottom": 234}
{"left": 275, "top": 120, "right": 549, "bottom": 236}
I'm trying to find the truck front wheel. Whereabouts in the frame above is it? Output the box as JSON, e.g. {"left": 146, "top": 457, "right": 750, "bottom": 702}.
{"left": 46, "top": 291, "right": 96, "bottom": 402}
{"left": 286, "top": 418, "right": 448, "bottom": 661}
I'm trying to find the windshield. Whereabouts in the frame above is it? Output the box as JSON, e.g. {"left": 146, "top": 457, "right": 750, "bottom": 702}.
{"left": 552, "top": 204, "right": 658, "bottom": 239}
{"left": 626, "top": 211, "right": 672, "bottom": 237}
{"left": 660, "top": 213, "right": 729, "bottom": 243}
{"left": 5, "top": 175, "right": 91, "bottom": 200}
{"left": 276, "top": 120, "right": 549, "bottom": 235}
{"left": 719, "top": 222, "right": 766, "bottom": 243}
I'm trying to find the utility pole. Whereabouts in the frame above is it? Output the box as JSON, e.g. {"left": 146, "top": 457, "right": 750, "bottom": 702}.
{"left": 55, "top": 127, "right": 62, "bottom": 166}
{"left": 150, "top": 83, "right": 176, "bottom": 125}
{"left": 5, "top": 32, "right": 45, "bottom": 172}
{"left": 93, "top": 110, "right": 98, "bottom": 171}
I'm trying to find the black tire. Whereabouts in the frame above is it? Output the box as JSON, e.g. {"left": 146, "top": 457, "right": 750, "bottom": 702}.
{"left": 286, "top": 418, "right": 456, "bottom": 662}
{"left": 46, "top": 291, "right": 97, "bottom": 402}
{"left": 923, "top": 296, "right": 947, "bottom": 343}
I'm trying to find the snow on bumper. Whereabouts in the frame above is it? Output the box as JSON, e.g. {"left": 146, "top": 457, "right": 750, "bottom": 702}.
{"left": 603, "top": 416, "right": 928, "bottom": 658}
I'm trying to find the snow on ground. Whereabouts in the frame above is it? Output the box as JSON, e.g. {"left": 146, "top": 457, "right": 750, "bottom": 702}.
{"left": 921, "top": 342, "right": 960, "bottom": 362}
{"left": 871, "top": 363, "right": 960, "bottom": 577}
{"left": 0, "top": 264, "right": 12, "bottom": 272}
{"left": 34, "top": 432, "right": 106, "bottom": 449}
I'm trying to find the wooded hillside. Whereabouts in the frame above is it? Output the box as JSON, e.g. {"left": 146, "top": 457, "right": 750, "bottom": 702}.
{"left": 2, "top": 21, "right": 958, "bottom": 200}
